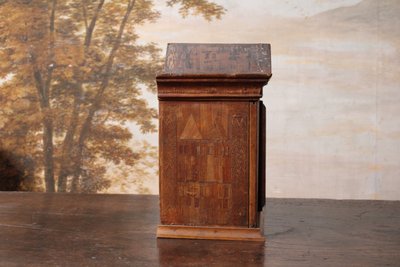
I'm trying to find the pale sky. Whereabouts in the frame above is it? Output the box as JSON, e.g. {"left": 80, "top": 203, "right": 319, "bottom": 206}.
{"left": 212, "top": 0, "right": 363, "bottom": 18}
{"left": 136, "top": 0, "right": 365, "bottom": 54}
{"left": 151, "top": 0, "right": 363, "bottom": 19}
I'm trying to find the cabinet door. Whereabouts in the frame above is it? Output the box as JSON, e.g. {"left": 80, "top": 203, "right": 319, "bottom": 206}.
{"left": 159, "top": 101, "right": 249, "bottom": 227}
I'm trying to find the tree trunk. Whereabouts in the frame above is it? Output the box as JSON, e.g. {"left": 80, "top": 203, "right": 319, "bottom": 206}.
{"left": 58, "top": 1, "right": 106, "bottom": 192}
{"left": 84, "top": 0, "right": 105, "bottom": 47}
{"left": 43, "top": 116, "right": 55, "bottom": 192}
{"left": 70, "top": 0, "right": 136, "bottom": 191}
{"left": 32, "top": 65, "right": 55, "bottom": 192}
{"left": 31, "top": 0, "right": 57, "bottom": 192}
{"left": 57, "top": 85, "right": 82, "bottom": 192}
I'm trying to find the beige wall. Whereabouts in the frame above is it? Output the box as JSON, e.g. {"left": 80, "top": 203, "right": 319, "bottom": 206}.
{"left": 137, "top": 0, "right": 400, "bottom": 200}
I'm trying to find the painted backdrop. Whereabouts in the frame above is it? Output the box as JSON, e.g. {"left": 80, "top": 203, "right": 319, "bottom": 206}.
{"left": 0, "top": 0, "right": 224, "bottom": 193}
{"left": 1, "top": 0, "right": 399, "bottom": 200}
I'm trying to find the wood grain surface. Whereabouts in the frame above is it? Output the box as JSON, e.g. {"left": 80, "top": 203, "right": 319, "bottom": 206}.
{"left": 0, "top": 193, "right": 399, "bottom": 266}
{"left": 162, "top": 43, "right": 271, "bottom": 76}
{"left": 157, "top": 43, "right": 270, "bottom": 238}
{"left": 159, "top": 101, "right": 249, "bottom": 227}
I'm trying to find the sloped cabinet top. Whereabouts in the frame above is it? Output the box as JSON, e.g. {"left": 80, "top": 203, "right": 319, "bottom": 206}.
{"left": 160, "top": 43, "right": 271, "bottom": 77}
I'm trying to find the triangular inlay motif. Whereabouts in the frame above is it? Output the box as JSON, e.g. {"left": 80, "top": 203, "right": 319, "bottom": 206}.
{"left": 180, "top": 114, "right": 202, "bottom": 139}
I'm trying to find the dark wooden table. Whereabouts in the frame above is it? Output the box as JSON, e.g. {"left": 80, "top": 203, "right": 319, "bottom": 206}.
{"left": 0, "top": 193, "right": 399, "bottom": 266}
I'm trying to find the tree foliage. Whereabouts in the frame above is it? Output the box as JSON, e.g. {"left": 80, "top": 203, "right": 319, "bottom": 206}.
{"left": 0, "top": 0, "right": 224, "bottom": 193}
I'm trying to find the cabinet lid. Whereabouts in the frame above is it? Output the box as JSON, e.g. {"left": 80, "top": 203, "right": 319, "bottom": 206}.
{"left": 159, "top": 43, "right": 271, "bottom": 78}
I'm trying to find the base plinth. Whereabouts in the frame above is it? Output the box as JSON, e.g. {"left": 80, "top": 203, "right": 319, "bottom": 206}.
{"left": 157, "top": 225, "right": 265, "bottom": 242}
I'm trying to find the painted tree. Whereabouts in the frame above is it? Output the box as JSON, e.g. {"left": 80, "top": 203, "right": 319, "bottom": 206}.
{"left": 0, "top": 0, "right": 225, "bottom": 193}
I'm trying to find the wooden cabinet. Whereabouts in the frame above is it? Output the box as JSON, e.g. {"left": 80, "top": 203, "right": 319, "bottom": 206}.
{"left": 156, "top": 44, "right": 271, "bottom": 241}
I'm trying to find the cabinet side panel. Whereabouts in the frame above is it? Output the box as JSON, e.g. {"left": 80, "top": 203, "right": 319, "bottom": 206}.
{"left": 258, "top": 102, "right": 266, "bottom": 211}
{"left": 249, "top": 101, "right": 260, "bottom": 227}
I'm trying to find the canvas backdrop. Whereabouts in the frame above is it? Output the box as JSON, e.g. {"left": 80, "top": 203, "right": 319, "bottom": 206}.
{"left": 0, "top": 0, "right": 399, "bottom": 200}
